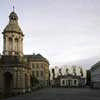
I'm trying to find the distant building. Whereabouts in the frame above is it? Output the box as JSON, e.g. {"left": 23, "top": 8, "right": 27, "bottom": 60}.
{"left": 60, "top": 74, "right": 79, "bottom": 87}
{"left": 50, "top": 66, "right": 86, "bottom": 88}
{"left": 90, "top": 61, "right": 100, "bottom": 88}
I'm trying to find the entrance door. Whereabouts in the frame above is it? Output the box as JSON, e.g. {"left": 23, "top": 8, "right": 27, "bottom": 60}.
{"left": 68, "top": 80, "right": 72, "bottom": 87}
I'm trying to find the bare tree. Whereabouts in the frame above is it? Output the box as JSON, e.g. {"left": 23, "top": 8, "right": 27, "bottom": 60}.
{"left": 80, "top": 67, "right": 83, "bottom": 77}
{"left": 66, "top": 68, "right": 69, "bottom": 75}
{"left": 59, "top": 68, "right": 62, "bottom": 76}
{"left": 52, "top": 68, "right": 55, "bottom": 80}
{"left": 73, "top": 66, "right": 76, "bottom": 76}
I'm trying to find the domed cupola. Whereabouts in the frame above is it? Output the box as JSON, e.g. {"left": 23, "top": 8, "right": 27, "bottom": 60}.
{"left": 3, "top": 11, "right": 23, "bottom": 35}
{"left": 2, "top": 11, "right": 24, "bottom": 56}
{"left": 9, "top": 11, "right": 18, "bottom": 21}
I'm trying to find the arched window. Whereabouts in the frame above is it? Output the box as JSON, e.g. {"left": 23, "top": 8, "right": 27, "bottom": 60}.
{"left": 15, "top": 38, "right": 18, "bottom": 52}
{"left": 36, "top": 71, "right": 39, "bottom": 77}
{"left": 41, "top": 71, "right": 43, "bottom": 77}
{"left": 21, "top": 39, "right": 23, "bottom": 51}
{"left": 9, "top": 37, "right": 12, "bottom": 51}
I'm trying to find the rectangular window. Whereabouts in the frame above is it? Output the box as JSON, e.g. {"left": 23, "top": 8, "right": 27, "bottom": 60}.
{"left": 36, "top": 71, "right": 39, "bottom": 77}
{"left": 32, "top": 71, "right": 34, "bottom": 76}
{"left": 74, "top": 80, "right": 77, "bottom": 84}
{"left": 32, "top": 63, "right": 35, "bottom": 68}
{"left": 41, "top": 71, "right": 43, "bottom": 77}
{"left": 66, "top": 80, "right": 67, "bottom": 85}
{"left": 37, "top": 64, "right": 39, "bottom": 68}
{"left": 41, "top": 64, "right": 44, "bottom": 69}
{"left": 62, "top": 80, "right": 65, "bottom": 85}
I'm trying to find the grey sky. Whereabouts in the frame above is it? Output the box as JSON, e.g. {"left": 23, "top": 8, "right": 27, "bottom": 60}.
{"left": 0, "top": 0, "right": 100, "bottom": 69}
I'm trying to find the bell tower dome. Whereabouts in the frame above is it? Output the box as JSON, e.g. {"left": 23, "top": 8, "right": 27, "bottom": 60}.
{"left": 2, "top": 11, "right": 24, "bottom": 56}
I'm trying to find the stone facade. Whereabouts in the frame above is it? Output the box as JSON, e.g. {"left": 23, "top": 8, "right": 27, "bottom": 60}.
{"left": 25, "top": 54, "right": 50, "bottom": 87}
{"left": 0, "top": 11, "right": 31, "bottom": 95}
{"left": 90, "top": 61, "right": 100, "bottom": 88}
{"left": 0, "top": 11, "right": 49, "bottom": 95}
{"left": 60, "top": 75, "right": 79, "bottom": 87}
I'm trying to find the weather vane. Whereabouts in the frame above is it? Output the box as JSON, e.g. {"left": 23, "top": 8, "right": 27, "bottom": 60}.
{"left": 13, "top": 5, "right": 15, "bottom": 12}
{"left": 9, "top": 0, "right": 15, "bottom": 12}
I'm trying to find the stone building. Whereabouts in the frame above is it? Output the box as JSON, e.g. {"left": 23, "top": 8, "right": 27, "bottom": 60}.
{"left": 90, "top": 61, "right": 100, "bottom": 88}
{"left": 0, "top": 11, "right": 32, "bottom": 95}
{"left": 60, "top": 74, "right": 79, "bottom": 87}
{"left": 50, "top": 66, "right": 86, "bottom": 87}
{"left": 25, "top": 54, "right": 49, "bottom": 87}
{"left": 0, "top": 11, "right": 49, "bottom": 95}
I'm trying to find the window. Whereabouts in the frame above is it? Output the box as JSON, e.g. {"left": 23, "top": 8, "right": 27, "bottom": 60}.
{"left": 41, "top": 64, "right": 44, "bottom": 69}
{"left": 62, "top": 80, "right": 65, "bottom": 85}
{"left": 37, "top": 64, "right": 39, "bottom": 68}
{"left": 66, "top": 80, "right": 68, "bottom": 85}
{"left": 9, "top": 38, "right": 12, "bottom": 51}
{"left": 74, "top": 80, "right": 77, "bottom": 84}
{"left": 36, "top": 71, "right": 39, "bottom": 77}
{"left": 15, "top": 38, "right": 18, "bottom": 52}
{"left": 32, "top": 71, "right": 34, "bottom": 76}
{"left": 32, "top": 63, "right": 35, "bottom": 68}
{"left": 41, "top": 71, "right": 43, "bottom": 77}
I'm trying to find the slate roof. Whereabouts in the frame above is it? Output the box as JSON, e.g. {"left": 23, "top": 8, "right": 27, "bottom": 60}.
{"left": 90, "top": 61, "right": 100, "bottom": 71}
{"left": 24, "top": 54, "right": 49, "bottom": 64}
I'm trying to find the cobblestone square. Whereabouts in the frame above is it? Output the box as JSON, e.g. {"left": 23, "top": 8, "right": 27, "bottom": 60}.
{"left": 5, "top": 88, "right": 100, "bottom": 100}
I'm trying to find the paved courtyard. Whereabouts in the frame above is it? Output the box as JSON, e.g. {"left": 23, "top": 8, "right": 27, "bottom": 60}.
{"left": 5, "top": 88, "right": 100, "bottom": 100}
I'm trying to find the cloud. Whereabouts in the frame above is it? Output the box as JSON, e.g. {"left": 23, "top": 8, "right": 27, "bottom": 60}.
{"left": 1, "top": 0, "right": 100, "bottom": 68}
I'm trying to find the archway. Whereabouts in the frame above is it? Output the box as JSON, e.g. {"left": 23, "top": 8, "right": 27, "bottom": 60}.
{"left": 4, "top": 72, "right": 13, "bottom": 94}
{"left": 9, "top": 37, "right": 13, "bottom": 51}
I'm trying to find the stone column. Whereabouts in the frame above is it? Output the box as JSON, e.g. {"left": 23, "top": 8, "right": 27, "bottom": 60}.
{"left": 0, "top": 71, "right": 4, "bottom": 93}
{"left": 27, "top": 74, "right": 31, "bottom": 92}
{"left": 19, "top": 38, "right": 21, "bottom": 55}
{"left": 22, "top": 72, "right": 25, "bottom": 93}
{"left": 13, "top": 71, "right": 17, "bottom": 93}
{"left": 18, "top": 38, "right": 20, "bottom": 53}
{"left": 12, "top": 37, "right": 15, "bottom": 55}
{"left": 21, "top": 39, "right": 23, "bottom": 55}
{"left": 20, "top": 71, "right": 25, "bottom": 94}
{"left": 5, "top": 36, "right": 8, "bottom": 55}
{"left": 3, "top": 36, "right": 6, "bottom": 52}
{"left": 16, "top": 70, "right": 21, "bottom": 93}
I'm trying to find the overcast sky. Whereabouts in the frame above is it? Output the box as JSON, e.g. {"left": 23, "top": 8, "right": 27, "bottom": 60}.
{"left": 0, "top": 0, "right": 100, "bottom": 69}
